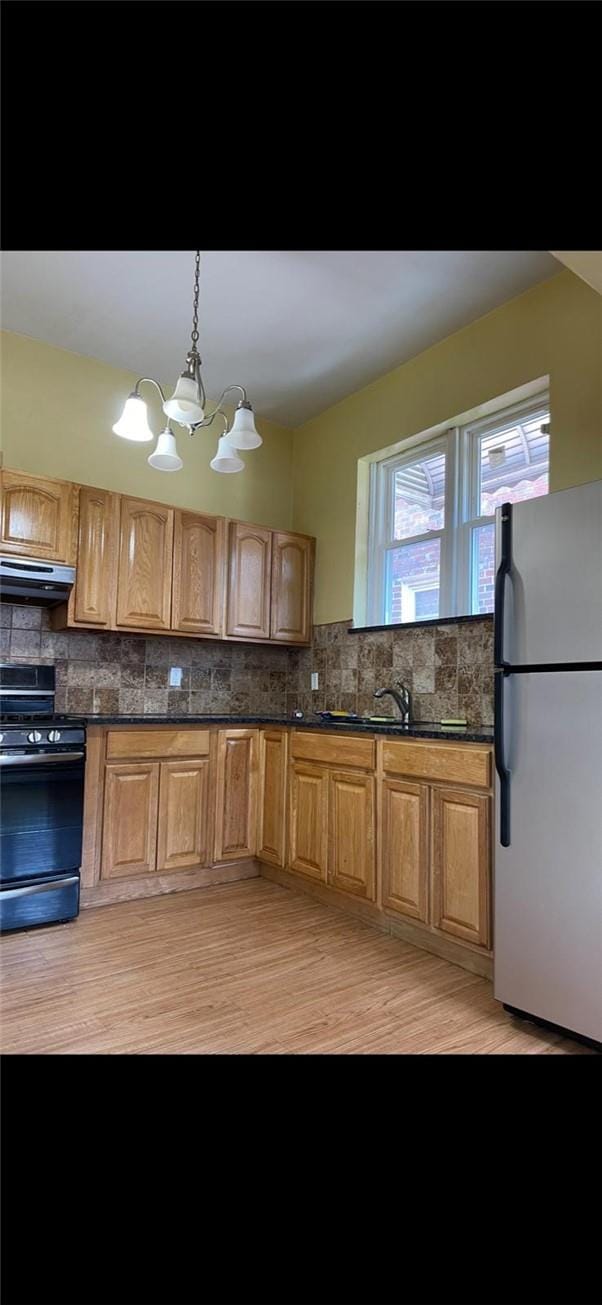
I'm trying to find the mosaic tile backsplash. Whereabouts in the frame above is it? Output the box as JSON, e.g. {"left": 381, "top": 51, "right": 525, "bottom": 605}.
{"left": 285, "top": 617, "right": 494, "bottom": 726}
{"left": 0, "top": 605, "right": 291, "bottom": 717}
{"left": 1, "top": 605, "right": 493, "bottom": 725}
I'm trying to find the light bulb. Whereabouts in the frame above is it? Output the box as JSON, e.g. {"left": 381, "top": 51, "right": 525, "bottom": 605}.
{"left": 163, "top": 373, "right": 204, "bottom": 425}
{"left": 148, "top": 427, "right": 183, "bottom": 472}
{"left": 113, "top": 394, "right": 154, "bottom": 442}
{"left": 227, "top": 402, "right": 262, "bottom": 450}
{"left": 210, "top": 436, "right": 244, "bottom": 474}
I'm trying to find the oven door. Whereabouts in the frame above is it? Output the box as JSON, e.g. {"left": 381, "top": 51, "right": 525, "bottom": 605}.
{"left": 0, "top": 751, "right": 85, "bottom": 884}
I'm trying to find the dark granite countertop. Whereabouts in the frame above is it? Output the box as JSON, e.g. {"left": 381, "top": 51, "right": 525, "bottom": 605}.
{"left": 78, "top": 714, "right": 493, "bottom": 744}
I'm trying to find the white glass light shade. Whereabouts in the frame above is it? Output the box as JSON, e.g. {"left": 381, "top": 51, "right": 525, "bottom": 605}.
{"left": 163, "top": 374, "right": 205, "bottom": 425}
{"left": 227, "top": 403, "right": 262, "bottom": 450}
{"left": 112, "top": 395, "right": 154, "bottom": 442}
{"left": 147, "top": 427, "right": 183, "bottom": 472}
{"left": 210, "top": 436, "right": 244, "bottom": 474}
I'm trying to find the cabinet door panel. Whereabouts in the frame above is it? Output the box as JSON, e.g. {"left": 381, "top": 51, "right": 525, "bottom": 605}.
{"left": 226, "top": 522, "right": 272, "bottom": 639}
{"left": 157, "top": 759, "right": 210, "bottom": 872}
{"left": 73, "top": 486, "right": 118, "bottom": 626}
{"left": 1, "top": 470, "right": 74, "bottom": 562}
{"left": 328, "top": 770, "right": 375, "bottom": 899}
{"left": 431, "top": 787, "right": 491, "bottom": 947}
{"left": 381, "top": 778, "right": 428, "bottom": 921}
{"left": 101, "top": 763, "right": 159, "bottom": 879}
{"left": 116, "top": 497, "right": 174, "bottom": 629}
{"left": 270, "top": 532, "right": 312, "bottom": 643}
{"left": 289, "top": 762, "right": 328, "bottom": 881}
{"left": 172, "top": 511, "right": 224, "bottom": 636}
{"left": 258, "top": 730, "right": 288, "bottom": 867}
{"left": 214, "top": 730, "right": 258, "bottom": 861}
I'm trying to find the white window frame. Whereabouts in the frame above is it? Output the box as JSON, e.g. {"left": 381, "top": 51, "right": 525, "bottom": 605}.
{"left": 366, "top": 389, "right": 549, "bottom": 625}
{"left": 458, "top": 393, "right": 551, "bottom": 615}
{"left": 367, "top": 432, "right": 459, "bottom": 625}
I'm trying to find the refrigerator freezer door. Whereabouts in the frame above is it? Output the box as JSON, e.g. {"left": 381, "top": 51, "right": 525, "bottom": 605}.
{"left": 494, "top": 670, "right": 602, "bottom": 1042}
{"left": 496, "top": 479, "right": 602, "bottom": 666}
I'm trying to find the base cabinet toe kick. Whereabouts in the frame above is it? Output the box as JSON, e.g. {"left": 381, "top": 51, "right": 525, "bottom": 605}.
{"left": 81, "top": 723, "right": 493, "bottom": 976}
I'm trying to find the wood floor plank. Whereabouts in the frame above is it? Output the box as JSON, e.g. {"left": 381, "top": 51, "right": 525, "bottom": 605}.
{"left": 0, "top": 879, "right": 592, "bottom": 1055}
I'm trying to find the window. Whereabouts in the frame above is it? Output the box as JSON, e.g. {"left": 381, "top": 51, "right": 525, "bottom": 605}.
{"left": 366, "top": 393, "right": 550, "bottom": 623}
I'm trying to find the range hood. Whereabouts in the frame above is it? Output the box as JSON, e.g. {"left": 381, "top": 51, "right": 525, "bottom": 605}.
{"left": 0, "top": 556, "right": 76, "bottom": 607}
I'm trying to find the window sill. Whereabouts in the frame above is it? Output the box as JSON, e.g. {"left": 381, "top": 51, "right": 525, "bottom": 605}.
{"left": 348, "top": 613, "right": 493, "bottom": 634}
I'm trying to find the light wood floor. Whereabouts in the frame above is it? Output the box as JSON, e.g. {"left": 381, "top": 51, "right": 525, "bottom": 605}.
{"left": 0, "top": 879, "right": 592, "bottom": 1054}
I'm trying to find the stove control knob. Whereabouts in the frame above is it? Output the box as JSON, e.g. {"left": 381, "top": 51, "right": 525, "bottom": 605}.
{"left": 27, "top": 730, "right": 42, "bottom": 744}
{"left": 48, "top": 729, "right": 62, "bottom": 743}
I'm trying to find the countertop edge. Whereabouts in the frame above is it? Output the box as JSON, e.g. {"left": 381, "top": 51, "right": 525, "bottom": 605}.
{"left": 77, "top": 714, "right": 494, "bottom": 744}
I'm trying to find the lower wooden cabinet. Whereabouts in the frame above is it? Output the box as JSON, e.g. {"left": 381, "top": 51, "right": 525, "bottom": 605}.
{"left": 381, "top": 778, "right": 428, "bottom": 922}
{"left": 258, "top": 730, "right": 288, "bottom": 867}
{"left": 328, "top": 770, "right": 375, "bottom": 900}
{"left": 288, "top": 761, "right": 376, "bottom": 900}
{"left": 101, "top": 762, "right": 160, "bottom": 880}
{"left": 289, "top": 762, "right": 329, "bottom": 881}
{"left": 431, "top": 786, "right": 491, "bottom": 948}
{"left": 89, "top": 725, "right": 493, "bottom": 970}
{"left": 214, "top": 729, "right": 259, "bottom": 861}
{"left": 157, "top": 759, "right": 210, "bottom": 872}
{"left": 101, "top": 756, "right": 210, "bottom": 880}
{"left": 381, "top": 778, "right": 491, "bottom": 949}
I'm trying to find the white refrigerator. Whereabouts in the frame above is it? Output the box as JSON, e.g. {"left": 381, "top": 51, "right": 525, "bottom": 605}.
{"left": 493, "top": 478, "right": 602, "bottom": 1047}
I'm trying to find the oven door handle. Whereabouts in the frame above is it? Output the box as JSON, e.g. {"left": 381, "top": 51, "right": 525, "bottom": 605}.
{"left": 1, "top": 877, "right": 80, "bottom": 899}
{"left": 0, "top": 752, "right": 85, "bottom": 766}
{"left": 0, "top": 688, "right": 55, "bottom": 696}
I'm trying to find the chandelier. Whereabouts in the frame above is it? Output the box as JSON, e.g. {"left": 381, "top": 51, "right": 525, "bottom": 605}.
{"left": 112, "top": 250, "right": 262, "bottom": 473}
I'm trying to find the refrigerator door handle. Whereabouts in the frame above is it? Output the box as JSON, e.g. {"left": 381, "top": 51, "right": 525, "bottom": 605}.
{"left": 494, "top": 670, "right": 510, "bottom": 846}
{"left": 494, "top": 501, "right": 512, "bottom": 669}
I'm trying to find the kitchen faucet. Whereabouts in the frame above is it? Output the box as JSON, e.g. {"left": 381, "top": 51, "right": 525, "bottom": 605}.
{"left": 374, "top": 681, "right": 412, "bottom": 723}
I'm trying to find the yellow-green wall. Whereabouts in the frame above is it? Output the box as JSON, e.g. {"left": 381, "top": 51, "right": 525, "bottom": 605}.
{"left": 291, "top": 270, "right": 602, "bottom": 623}
{"left": 0, "top": 332, "right": 294, "bottom": 528}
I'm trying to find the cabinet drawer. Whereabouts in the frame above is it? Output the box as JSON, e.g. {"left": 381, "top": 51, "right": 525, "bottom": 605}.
{"left": 380, "top": 739, "right": 491, "bottom": 788}
{"left": 106, "top": 729, "right": 211, "bottom": 760}
{"left": 291, "top": 730, "right": 375, "bottom": 770}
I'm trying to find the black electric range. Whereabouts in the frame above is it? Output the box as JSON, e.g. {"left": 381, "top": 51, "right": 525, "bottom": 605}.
{"left": 0, "top": 663, "right": 86, "bottom": 932}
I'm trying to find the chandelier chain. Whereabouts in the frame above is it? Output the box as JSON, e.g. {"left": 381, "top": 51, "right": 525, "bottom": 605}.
{"left": 191, "top": 250, "right": 201, "bottom": 348}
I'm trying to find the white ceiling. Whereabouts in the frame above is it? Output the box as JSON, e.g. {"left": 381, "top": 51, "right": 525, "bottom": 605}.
{"left": 1, "top": 250, "right": 561, "bottom": 427}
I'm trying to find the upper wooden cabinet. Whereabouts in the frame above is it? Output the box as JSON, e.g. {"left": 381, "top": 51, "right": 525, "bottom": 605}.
{"left": 72, "top": 485, "right": 119, "bottom": 627}
{"left": 116, "top": 496, "right": 174, "bottom": 630}
{"left": 4, "top": 467, "right": 314, "bottom": 645}
{"left": 172, "top": 510, "right": 224, "bottom": 637}
{"left": 270, "top": 532, "right": 313, "bottom": 644}
{"left": 226, "top": 521, "right": 272, "bottom": 639}
{"left": 0, "top": 469, "right": 75, "bottom": 562}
